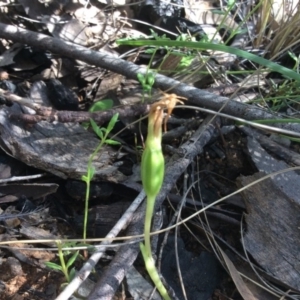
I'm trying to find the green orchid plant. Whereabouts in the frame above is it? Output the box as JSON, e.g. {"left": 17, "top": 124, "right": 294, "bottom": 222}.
{"left": 141, "top": 93, "right": 186, "bottom": 300}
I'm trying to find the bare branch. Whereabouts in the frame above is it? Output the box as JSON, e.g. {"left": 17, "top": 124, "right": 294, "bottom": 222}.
{"left": 0, "top": 23, "right": 298, "bottom": 134}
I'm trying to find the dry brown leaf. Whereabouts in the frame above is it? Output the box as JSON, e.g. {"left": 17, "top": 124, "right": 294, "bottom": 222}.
{"left": 218, "top": 248, "right": 259, "bottom": 300}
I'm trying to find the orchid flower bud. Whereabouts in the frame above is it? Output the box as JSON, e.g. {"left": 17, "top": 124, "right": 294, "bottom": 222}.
{"left": 141, "top": 104, "right": 165, "bottom": 198}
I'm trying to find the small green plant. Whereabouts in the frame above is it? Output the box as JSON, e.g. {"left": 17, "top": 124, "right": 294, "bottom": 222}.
{"left": 140, "top": 95, "right": 184, "bottom": 300}
{"left": 137, "top": 71, "right": 156, "bottom": 99}
{"left": 81, "top": 114, "right": 120, "bottom": 240}
{"left": 137, "top": 32, "right": 158, "bottom": 100}
{"left": 141, "top": 101, "right": 169, "bottom": 300}
{"left": 45, "top": 241, "right": 79, "bottom": 286}
{"left": 256, "top": 52, "right": 300, "bottom": 112}
{"left": 46, "top": 115, "right": 120, "bottom": 294}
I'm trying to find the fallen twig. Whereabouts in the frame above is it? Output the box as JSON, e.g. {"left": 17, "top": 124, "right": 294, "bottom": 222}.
{"left": 0, "top": 88, "right": 150, "bottom": 125}
{"left": 0, "top": 23, "right": 299, "bottom": 134}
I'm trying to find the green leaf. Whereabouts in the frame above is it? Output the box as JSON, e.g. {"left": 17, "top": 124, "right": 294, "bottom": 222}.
{"left": 90, "top": 118, "right": 100, "bottom": 134}
{"left": 98, "top": 130, "right": 104, "bottom": 140}
{"left": 85, "top": 244, "right": 97, "bottom": 253}
{"left": 143, "top": 85, "right": 152, "bottom": 92}
{"left": 116, "top": 40, "right": 300, "bottom": 82}
{"left": 62, "top": 249, "right": 71, "bottom": 256}
{"left": 145, "top": 48, "right": 157, "bottom": 54}
{"left": 227, "top": 0, "right": 235, "bottom": 8}
{"left": 88, "top": 166, "right": 95, "bottom": 180}
{"left": 81, "top": 175, "right": 88, "bottom": 182}
{"left": 69, "top": 267, "right": 76, "bottom": 282}
{"left": 89, "top": 99, "right": 114, "bottom": 112}
{"left": 137, "top": 73, "right": 145, "bottom": 85}
{"left": 149, "top": 29, "right": 159, "bottom": 39}
{"left": 63, "top": 241, "right": 77, "bottom": 248}
{"left": 81, "top": 122, "right": 89, "bottom": 130}
{"left": 90, "top": 119, "right": 104, "bottom": 139}
{"left": 288, "top": 51, "right": 298, "bottom": 63}
{"left": 146, "top": 72, "right": 155, "bottom": 86}
{"left": 45, "top": 262, "right": 63, "bottom": 271}
{"left": 105, "top": 139, "right": 121, "bottom": 145}
{"left": 177, "top": 56, "right": 194, "bottom": 69}
{"left": 106, "top": 113, "right": 119, "bottom": 133}
{"left": 66, "top": 251, "right": 79, "bottom": 269}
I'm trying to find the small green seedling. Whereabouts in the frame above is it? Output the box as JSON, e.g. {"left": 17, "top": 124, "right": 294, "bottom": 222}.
{"left": 137, "top": 72, "right": 156, "bottom": 98}
{"left": 45, "top": 241, "right": 79, "bottom": 286}
{"left": 81, "top": 114, "right": 120, "bottom": 240}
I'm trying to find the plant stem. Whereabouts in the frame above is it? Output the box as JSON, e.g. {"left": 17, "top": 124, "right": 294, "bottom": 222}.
{"left": 83, "top": 175, "right": 91, "bottom": 241}
{"left": 57, "top": 241, "right": 69, "bottom": 282}
{"left": 83, "top": 140, "right": 105, "bottom": 240}
{"left": 144, "top": 195, "right": 155, "bottom": 253}
{"left": 141, "top": 197, "right": 171, "bottom": 300}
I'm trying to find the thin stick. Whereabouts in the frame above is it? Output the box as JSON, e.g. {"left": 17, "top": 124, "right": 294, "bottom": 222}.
{"left": 0, "top": 23, "right": 299, "bottom": 134}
